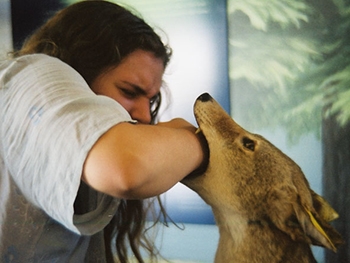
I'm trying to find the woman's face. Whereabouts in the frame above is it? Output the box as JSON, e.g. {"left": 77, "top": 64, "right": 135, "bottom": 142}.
{"left": 91, "top": 49, "right": 165, "bottom": 124}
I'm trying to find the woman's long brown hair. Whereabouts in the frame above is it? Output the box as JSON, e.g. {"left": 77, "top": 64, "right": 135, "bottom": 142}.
{"left": 16, "top": 1, "right": 172, "bottom": 262}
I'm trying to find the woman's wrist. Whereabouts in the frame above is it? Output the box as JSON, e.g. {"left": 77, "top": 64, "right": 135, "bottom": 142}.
{"left": 188, "top": 130, "right": 209, "bottom": 177}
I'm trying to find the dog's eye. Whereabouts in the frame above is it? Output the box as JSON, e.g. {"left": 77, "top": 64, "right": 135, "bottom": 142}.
{"left": 242, "top": 137, "right": 255, "bottom": 151}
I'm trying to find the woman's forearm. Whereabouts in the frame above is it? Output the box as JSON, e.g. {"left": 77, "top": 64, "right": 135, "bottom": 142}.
{"left": 82, "top": 119, "right": 205, "bottom": 199}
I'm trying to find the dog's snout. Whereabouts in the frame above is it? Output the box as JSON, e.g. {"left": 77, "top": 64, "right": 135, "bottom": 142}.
{"left": 197, "top": 93, "right": 212, "bottom": 102}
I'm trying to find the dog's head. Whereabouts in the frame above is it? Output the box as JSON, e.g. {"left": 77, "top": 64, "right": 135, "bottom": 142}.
{"left": 182, "top": 93, "right": 343, "bottom": 251}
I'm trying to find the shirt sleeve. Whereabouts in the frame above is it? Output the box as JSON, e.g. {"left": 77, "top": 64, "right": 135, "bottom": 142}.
{"left": 1, "top": 54, "right": 133, "bottom": 234}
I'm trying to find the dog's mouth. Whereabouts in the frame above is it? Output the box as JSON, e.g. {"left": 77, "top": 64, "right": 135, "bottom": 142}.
{"left": 182, "top": 127, "right": 209, "bottom": 181}
{"left": 183, "top": 93, "right": 213, "bottom": 181}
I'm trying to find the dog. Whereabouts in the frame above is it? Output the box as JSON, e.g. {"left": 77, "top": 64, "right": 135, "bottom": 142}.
{"left": 182, "top": 93, "right": 343, "bottom": 263}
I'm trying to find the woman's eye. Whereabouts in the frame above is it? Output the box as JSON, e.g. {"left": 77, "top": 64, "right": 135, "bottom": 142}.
{"left": 150, "top": 93, "right": 160, "bottom": 105}
{"left": 120, "top": 88, "right": 137, "bottom": 98}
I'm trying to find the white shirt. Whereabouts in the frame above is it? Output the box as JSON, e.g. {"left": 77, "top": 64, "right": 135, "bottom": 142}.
{"left": 0, "top": 54, "right": 133, "bottom": 262}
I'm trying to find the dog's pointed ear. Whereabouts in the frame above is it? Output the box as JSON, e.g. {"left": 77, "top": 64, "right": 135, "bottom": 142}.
{"left": 299, "top": 191, "right": 344, "bottom": 250}
{"left": 293, "top": 201, "right": 343, "bottom": 252}
{"left": 267, "top": 186, "right": 343, "bottom": 252}
{"left": 311, "top": 190, "right": 338, "bottom": 222}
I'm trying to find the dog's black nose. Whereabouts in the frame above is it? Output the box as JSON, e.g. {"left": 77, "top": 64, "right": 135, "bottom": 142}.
{"left": 197, "top": 93, "right": 212, "bottom": 102}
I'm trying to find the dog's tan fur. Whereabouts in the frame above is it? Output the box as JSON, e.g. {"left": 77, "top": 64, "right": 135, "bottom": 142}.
{"left": 182, "top": 93, "right": 343, "bottom": 263}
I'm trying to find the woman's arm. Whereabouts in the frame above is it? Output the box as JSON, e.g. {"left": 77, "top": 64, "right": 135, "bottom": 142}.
{"left": 82, "top": 118, "right": 205, "bottom": 199}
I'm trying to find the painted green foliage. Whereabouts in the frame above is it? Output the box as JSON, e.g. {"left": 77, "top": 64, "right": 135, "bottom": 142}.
{"left": 228, "top": 0, "right": 350, "bottom": 142}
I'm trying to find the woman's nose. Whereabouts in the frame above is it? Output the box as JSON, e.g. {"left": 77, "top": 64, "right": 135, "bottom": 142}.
{"left": 130, "top": 98, "right": 152, "bottom": 124}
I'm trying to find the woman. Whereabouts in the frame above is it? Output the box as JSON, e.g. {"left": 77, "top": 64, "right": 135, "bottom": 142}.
{"left": 0, "top": 1, "right": 207, "bottom": 262}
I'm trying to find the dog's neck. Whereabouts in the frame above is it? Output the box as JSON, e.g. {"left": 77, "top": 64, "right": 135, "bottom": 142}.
{"left": 212, "top": 210, "right": 317, "bottom": 263}
{"left": 247, "top": 218, "right": 270, "bottom": 226}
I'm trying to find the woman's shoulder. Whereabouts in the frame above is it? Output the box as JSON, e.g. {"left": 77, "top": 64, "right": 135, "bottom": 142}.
{"left": 1, "top": 53, "right": 85, "bottom": 85}
{"left": 16, "top": 53, "right": 57, "bottom": 62}
{"left": 14, "top": 53, "right": 70, "bottom": 69}
{"left": 1, "top": 53, "right": 70, "bottom": 74}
